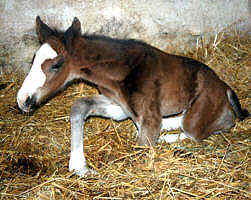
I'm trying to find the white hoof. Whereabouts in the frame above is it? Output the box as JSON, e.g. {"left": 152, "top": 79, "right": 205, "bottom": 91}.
{"left": 69, "top": 161, "right": 89, "bottom": 176}
{"left": 71, "top": 166, "right": 90, "bottom": 177}
{"left": 69, "top": 148, "right": 90, "bottom": 176}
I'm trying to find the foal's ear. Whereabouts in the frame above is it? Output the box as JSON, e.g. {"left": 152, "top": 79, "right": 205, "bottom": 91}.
{"left": 63, "top": 17, "right": 82, "bottom": 53}
{"left": 36, "top": 16, "right": 55, "bottom": 44}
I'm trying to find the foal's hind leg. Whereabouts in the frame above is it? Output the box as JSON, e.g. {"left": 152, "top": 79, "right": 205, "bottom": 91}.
{"left": 69, "top": 95, "right": 129, "bottom": 176}
{"left": 182, "top": 92, "right": 233, "bottom": 141}
{"left": 182, "top": 95, "right": 215, "bottom": 141}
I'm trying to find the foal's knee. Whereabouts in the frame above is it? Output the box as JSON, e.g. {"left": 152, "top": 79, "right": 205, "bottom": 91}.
{"left": 71, "top": 98, "right": 94, "bottom": 117}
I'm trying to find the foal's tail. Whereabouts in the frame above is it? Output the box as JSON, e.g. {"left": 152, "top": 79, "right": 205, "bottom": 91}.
{"left": 227, "top": 89, "right": 249, "bottom": 121}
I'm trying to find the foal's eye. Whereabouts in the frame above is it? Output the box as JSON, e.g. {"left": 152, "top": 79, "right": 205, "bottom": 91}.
{"left": 50, "top": 57, "right": 64, "bottom": 71}
{"left": 51, "top": 63, "right": 62, "bottom": 70}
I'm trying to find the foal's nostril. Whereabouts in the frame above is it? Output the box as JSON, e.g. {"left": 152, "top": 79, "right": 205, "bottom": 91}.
{"left": 24, "top": 96, "right": 32, "bottom": 107}
{"left": 24, "top": 95, "right": 36, "bottom": 109}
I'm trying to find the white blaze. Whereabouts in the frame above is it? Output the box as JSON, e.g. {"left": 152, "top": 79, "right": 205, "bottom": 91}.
{"left": 17, "top": 43, "right": 58, "bottom": 110}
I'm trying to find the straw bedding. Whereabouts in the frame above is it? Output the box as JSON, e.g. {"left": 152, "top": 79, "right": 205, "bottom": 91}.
{"left": 0, "top": 29, "right": 250, "bottom": 199}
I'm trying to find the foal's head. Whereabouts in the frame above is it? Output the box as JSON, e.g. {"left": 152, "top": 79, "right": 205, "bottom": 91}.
{"left": 17, "top": 16, "right": 82, "bottom": 112}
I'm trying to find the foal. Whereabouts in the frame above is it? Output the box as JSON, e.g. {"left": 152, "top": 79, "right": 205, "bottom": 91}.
{"left": 17, "top": 17, "right": 247, "bottom": 176}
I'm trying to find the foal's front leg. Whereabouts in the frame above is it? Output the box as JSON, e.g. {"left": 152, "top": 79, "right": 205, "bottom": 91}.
{"left": 136, "top": 112, "right": 162, "bottom": 146}
{"left": 69, "top": 95, "right": 129, "bottom": 176}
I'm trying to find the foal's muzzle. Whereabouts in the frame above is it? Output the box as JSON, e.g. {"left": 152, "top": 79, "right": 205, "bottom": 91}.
{"left": 18, "top": 95, "right": 37, "bottom": 113}
{"left": 25, "top": 96, "right": 36, "bottom": 108}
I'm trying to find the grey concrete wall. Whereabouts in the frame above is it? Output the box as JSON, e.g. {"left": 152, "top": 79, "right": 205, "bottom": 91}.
{"left": 0, "top": 0, "right": 250, "bottom": 73}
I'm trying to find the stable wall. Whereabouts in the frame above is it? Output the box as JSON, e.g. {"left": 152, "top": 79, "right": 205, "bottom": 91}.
{"left": 0, "top": 0, "right": 250, "bottom": 73}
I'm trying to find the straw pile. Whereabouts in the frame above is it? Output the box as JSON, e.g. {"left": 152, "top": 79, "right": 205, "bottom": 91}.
{"left": 0, "top": 29, "right": 250, "bottom": 199}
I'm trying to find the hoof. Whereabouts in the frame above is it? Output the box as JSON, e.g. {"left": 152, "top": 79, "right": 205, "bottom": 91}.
{"left": 69, "top": 159, "right": 90, "bottom": 176}
{"left": 69, "top": 157, "right": 96, "bottom": 177}
{"left": 70, "top": 167, "right": 97, "bottom": 177}
{"left": 71, "top": 167, "right": 90, "bottom": 177}
{"left": 69, "top": 148, "right": 93, "bottom": 176}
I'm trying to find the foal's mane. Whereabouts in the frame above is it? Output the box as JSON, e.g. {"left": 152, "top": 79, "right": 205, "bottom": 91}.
{"left": 49, "top": 27, "right": 153, "bottom": 50}
{"left": 82, "top": 33, "right": 150, "bottom": 48}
